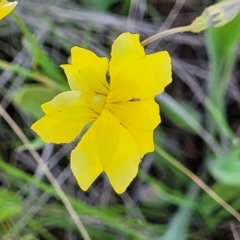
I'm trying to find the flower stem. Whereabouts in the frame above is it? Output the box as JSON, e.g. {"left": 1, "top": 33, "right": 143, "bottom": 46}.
{"left": 141, "top": 25, "right": 192, "bottom": 46}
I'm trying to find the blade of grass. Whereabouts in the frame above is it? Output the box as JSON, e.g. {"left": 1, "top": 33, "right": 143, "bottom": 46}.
{"left": 161, "top": 182, "right": 200, "bottom": 240}
{"left": 0, "top": 104, "right": 91, "bottom": 240}
{"left": 206, "top": 11, "right": 240, "bottom": 143}
{"left": 0, "top": 59, "right": 66, "bottom": 92}
{"left": 155, "top": 144, "right": 240, "bottom": 222}
{"left": 157, "top": 93, "right": 222, "bottom": 154}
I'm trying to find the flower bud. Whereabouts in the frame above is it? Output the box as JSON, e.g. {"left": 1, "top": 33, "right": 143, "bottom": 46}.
{"left": 190, "top": 0, "right": 240, "bottom": 33}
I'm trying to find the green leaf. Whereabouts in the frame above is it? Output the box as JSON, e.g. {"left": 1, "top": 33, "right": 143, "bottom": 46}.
{"left": 207, "top": 11, "right": 240, "bottom": 53}
{"left": 23, "top": 39, "right": 65, "bottom": 85}
{"left": 157, "top": 93, "right": 202, "bottom": 133}
{"left": 12, "top": 14, "right": 65, "bottom": 86}
{"left": 140, "top": 171, "right": 195, "bottom": 208}
{"left": 205, "top": 99, "right": 235, "bottom": 140}
{"left": 161, "top": 182, "right": 200, "bottom": 240}
{"left": 207, "top": 11, "right": 240, "bottom": 84}
{"left": 206, "top": 11, "right": 240, "bottom": 141}
{"left": 0, "top": 189, "right": 23, "bottom": 223}
{"left": 13, "top": 85, "right": 57, "bottom": 119}
{"left": 208, "top": 150, "right": 240, "bottom": 186}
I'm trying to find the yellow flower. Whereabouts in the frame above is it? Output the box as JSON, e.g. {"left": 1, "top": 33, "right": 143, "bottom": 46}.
{"left": 0, "top": 0, "right": 17, "bottom": 21}
{"left": 31, "top": 33, "right": 172, "bottom": 194}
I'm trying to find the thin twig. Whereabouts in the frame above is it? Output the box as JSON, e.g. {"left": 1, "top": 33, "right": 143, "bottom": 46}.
{"left": 230, "top": 221, "right": 240, "bottom": 240}
{"left": 155, "top": 145, "right": 240, "bottom": 222}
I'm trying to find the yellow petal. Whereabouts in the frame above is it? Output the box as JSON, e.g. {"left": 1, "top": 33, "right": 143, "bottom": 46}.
{"left": 31, "top": 91, "right": 98, "bottom": 143}
{"left": 105, "top": 98, "right": 160, "bottom": 132}
{"left": 61, "top": 47, "right": 109, "bottom": 95}
{"left": 143, "top": 51, "right": 172, "bottom": 96}
{"left": 71, "top": 132, "right": 103, "bottom": 192}
{"left": 106, "top": 97, "right": 159, "bottom": 158}
{"left": 109, "top": 32, "right": 145, "bottom": 78}
{"left": 42, "top": 90, "right": 105, "bottom": 116}
{"left": 42, "top": 91, "right": 82, "bottom": 114}
{"left": 108, "top": 32, "right": 172, "bottom": 102}
{"left": 0, "top": 0, "right": 17, "bottom": 21}
{"left": 128, "top": 129, "right": 154, "bottom": 158}
{"left": 95, "top": 109, "right": 140, "bottom": 194}
{"left": 71, "top": 109, "right": 140, "bottom": 193}
{"left": 31, "top": 114, "right": 90, "bottom": 143}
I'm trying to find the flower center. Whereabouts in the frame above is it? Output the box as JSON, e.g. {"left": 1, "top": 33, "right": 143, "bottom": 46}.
{"left": 88, "top": 93, "right": 106, "bottom": 115}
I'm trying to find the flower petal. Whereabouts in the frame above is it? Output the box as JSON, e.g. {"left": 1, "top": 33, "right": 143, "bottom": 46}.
{"left": 71, "top": 109, "right": 140, "bottom": 193}
{"left": 41, "top": 91, "right": 82, "bottom": 114}
{"left": 109, "top": 32, "right": 145, "bottom": 78}
{"left": 95, "top": 109, "right": 140, "bottom": 194}
{"left": 31, "top": 91, "right": 98, "bottom": 143}
{"left": 71, "top": 133, "right": 103, "bottom": 192}
{"left": 105, "top": 98, "right": 160, "bottom": 132}
{"left": 0, "top": 0, "right": 17, "bottom": 21}
{"left": 61, "top": 47, "right": 109, "bottom": 95}
{"left": 42, "top": 90, "right": 105, "bottom": 116}
{"left": 31, "top": 114, "right": 89, "bottom": 143}
{"left": 128, "top": 129, "right": 154, "bottom": 158}
{"left": 106, "top": 97, "right": 159, "bottom": 158}
{"left": 108, "top": 32, "right": 172, "bottom": 101}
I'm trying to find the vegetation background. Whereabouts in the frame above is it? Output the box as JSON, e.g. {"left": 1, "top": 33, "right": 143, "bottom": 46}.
{"left": 0, "top": 0, "right": 240, "bottom": 239}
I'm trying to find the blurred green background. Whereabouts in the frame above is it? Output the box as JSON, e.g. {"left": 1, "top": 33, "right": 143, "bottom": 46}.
{"left": 0, "top": 0, "right": 240, "bottom": 239}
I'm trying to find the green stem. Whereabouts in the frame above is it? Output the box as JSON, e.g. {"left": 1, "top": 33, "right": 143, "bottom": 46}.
{"left": 141, "top": 25, "right": 192, "bottom": 46}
